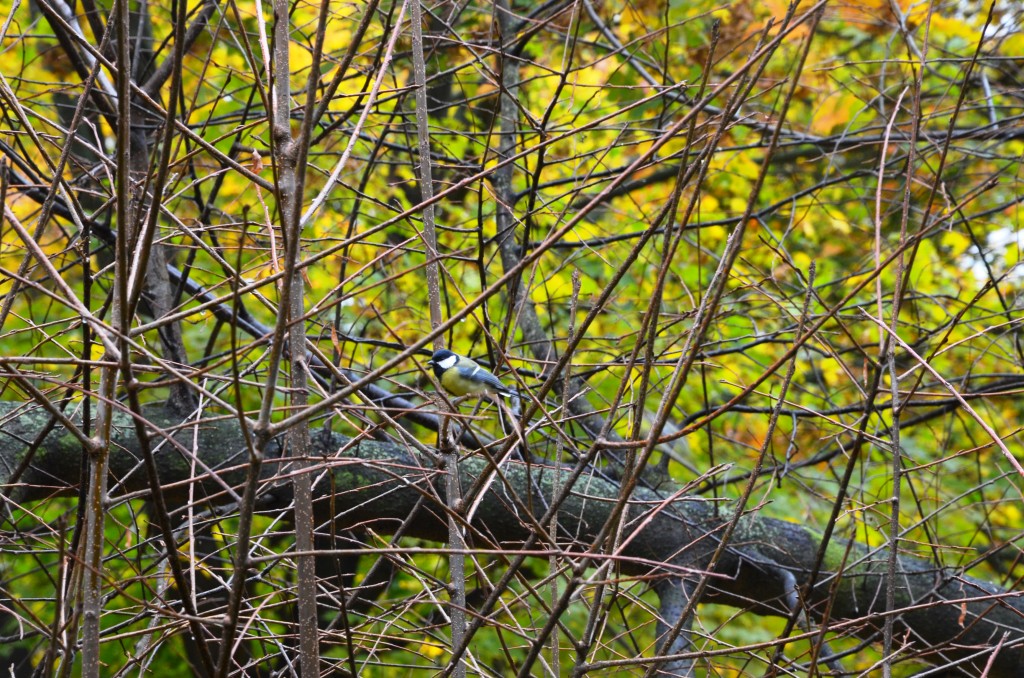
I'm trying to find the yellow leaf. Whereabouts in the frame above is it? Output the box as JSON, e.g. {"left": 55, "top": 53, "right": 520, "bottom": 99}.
{"left": 418, "top": 642, "right": 445, "bottom": 660}
{"left": 810, "top": 93, "right": 860, "bottom": 135}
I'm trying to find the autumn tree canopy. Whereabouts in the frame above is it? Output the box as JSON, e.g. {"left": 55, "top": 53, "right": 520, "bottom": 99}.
{"left": 1, "top": 0, "right": 1023, "bottom": 676}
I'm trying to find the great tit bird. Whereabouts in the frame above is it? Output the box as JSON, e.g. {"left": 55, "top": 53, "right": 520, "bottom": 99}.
{"left": 427, "top": 349, "right": 520, "bottom": 414}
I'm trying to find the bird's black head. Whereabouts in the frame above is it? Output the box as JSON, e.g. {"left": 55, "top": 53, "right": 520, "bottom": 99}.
{"left": 427, "top": 349, "right": 456, "bottom": 378}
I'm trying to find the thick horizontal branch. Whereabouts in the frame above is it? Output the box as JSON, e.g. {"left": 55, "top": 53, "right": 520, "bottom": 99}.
{"left": 1, "top": 401, "right": 1022, "bottom": 673}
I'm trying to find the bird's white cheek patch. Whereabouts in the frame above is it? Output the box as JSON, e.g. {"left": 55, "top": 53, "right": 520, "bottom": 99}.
{"left": 438, "top": 356, "right": 458, "bottom": 369}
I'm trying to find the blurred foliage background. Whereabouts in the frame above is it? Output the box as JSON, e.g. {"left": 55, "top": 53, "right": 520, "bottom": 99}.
{"left": 1, "top": 0, "right": 1023, "bottom": 674}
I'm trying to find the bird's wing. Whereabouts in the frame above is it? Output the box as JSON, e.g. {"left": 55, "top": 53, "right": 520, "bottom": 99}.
{"left": 458, "top": 364, "right": 514, "bottom": 396}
